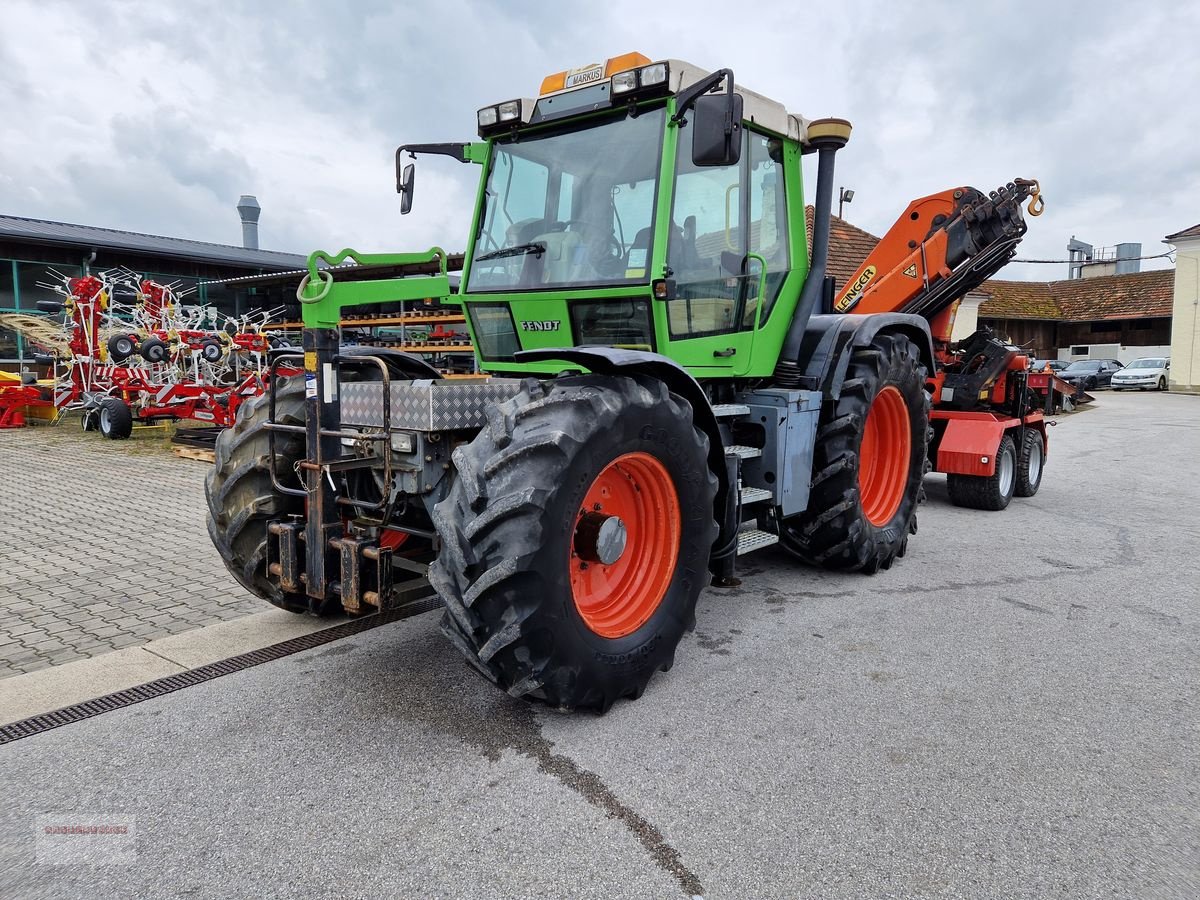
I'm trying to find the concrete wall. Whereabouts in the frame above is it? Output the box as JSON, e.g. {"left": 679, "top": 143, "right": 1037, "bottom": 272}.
{"left": 1169, "top": 237, "right": 1200, "bottom": 393}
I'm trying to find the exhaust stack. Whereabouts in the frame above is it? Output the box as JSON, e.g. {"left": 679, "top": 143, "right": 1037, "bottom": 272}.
{"left": 237, "top": 195, "right": 261, "bottom": 250}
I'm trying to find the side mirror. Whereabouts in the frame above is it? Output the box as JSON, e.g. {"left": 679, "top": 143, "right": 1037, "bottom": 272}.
{"left": 399, "top": 163, "right": 415, "bottom": 215}
{"left": 692, "top": 92, "right": 743, "bottom": 167}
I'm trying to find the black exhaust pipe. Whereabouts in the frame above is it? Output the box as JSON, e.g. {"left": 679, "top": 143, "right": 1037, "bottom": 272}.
{"left": 774, "top": 118, "right": 851, "bottom": 387}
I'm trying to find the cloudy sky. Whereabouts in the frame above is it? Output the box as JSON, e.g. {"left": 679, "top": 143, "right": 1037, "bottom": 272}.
{"left": 2, "top": 0, "right": 1196, "bottom": 281}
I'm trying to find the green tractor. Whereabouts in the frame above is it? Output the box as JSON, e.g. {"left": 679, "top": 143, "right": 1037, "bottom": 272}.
{"left": 207, "top": 53, "right": 1024, "bottom": 711}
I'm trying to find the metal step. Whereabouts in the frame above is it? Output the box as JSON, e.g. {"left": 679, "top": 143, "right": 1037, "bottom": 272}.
{"left": 712, "top": 403, "right": 751, "bottom": 418}
{"left": 724, "top": 444, "right": 762, "bottom": 459}
{"left": 740, "top": 486, "right": 772, "bottom": 505}
{"left": 736, "top": 528, "right": 779, "bottom": 555}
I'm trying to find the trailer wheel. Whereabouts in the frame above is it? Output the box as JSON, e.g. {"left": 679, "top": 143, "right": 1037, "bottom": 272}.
{"left": 778, "top": 332, "right": 929, "bottom": 574}
{"left": 107, "top": 334, "right": 136, "bottom": 363}
{"left": 200, "top": 339, "right": 224, "bottom": 363}
{"left": 205, "top": 375, "right": 313, "bottom": 614}
{"left": 430, "top": 375, "right": 718, "bottom": 713}
{"left": 947, "top": 433, "right": 1016, "bottom": 511}
{"left": 141, "top": 337, "right": 169, "bottom": 364}
{"left": 98, "top": 398, "right": 133, "bottom": 440}
{"left": 1014, "top": 429, "right": 1044, "bottom": 498}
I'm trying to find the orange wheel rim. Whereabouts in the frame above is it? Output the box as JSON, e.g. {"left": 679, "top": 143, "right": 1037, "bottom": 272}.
{"left": 569, "top": 452, "right": 680, "bottom": 638}
{"left": 858, "top": 385, "right": 911, "bottom": 527}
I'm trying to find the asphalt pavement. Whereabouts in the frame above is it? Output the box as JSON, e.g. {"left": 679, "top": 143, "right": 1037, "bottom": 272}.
{"left": 2, "top": 390, "right": 1197, "bottom": 899}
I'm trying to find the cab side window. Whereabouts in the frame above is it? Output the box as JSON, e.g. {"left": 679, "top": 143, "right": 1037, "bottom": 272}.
{"left": 665, "top": 129, "right": 787, "bottom": 339}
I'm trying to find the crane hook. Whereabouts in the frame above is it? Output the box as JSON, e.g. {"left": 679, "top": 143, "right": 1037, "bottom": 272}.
{"left": 1016, "top": 178, "right": 1045, "bottom": 217}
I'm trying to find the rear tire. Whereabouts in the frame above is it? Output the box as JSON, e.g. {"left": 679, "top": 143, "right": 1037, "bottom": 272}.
{"left": 947, "top": 433, "right": 1016, "bottom": 510}
{"left": 1014, "top": 429, "right": 1044, "bottom": 498}
{"left": 778, "top": 332, "right": 929, "bottom": 573}
{"left": 430, "top": 375, "right": 718, "bottom": 713}
{"left": 205, "top": 375, "right": 313, "bottom": 614}
{"left": 98, "top": 398, "right": 133, "bottom": 439}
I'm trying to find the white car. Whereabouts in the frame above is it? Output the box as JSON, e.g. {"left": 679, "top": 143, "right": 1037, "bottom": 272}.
{"left": 1111, "top": 357, "right": 1170, "bottom": 391}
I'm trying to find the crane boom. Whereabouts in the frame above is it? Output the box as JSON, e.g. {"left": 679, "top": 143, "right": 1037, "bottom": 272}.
{"left": 834, "top": 179, "right": 1043, "bottom": 348}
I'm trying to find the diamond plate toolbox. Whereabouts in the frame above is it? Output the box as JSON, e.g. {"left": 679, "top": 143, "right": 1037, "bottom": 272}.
{"left": 340, "top": 379, "right": 526, "bottom": 430}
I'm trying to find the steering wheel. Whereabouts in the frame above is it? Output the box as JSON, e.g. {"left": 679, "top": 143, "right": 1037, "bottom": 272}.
{"left": 563, "top": 219, "right": 624, "bottom": 273}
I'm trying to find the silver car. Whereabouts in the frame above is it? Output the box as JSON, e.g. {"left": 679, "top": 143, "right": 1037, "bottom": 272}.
{"left": 1111, "top": 357, "right": 1170, "bottom": 391}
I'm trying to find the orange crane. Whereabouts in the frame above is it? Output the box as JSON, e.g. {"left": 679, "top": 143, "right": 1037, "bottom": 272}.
{"left": 831, "top": 179, "right": 1052, "bottom": 510}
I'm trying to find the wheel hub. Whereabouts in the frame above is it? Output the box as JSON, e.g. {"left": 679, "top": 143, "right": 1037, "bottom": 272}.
{"left": 574, "top": 512, "right": 628, "bottom": 565}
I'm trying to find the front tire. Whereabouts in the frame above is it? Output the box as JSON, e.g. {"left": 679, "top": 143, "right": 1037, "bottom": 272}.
{"left": 947, "top": 433, "right": 1016, "bottom": 510}
{"left": 205, "top": 375, "right": 312, "bottom": 613}
{"left": 1158, "top": 376, "right": 1167, "bottom": 391}
{"left": 777, "top": 332, "right": 929, "bottom": 573}
{"left": 1014, "top": 429, "right": 1044, "bottom": 498}
{"left": 430, "top": 375, "right": 718, "bottom": 713}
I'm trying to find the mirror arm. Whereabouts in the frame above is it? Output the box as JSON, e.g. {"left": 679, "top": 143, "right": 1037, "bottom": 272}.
{"left": 671, "top": 68, "right": 734, "bottom": 127}
{"left": 394, "top": 143, "right": 476, "bottom": 193}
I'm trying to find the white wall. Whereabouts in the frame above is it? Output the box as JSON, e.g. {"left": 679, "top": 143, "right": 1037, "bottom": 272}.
{"left": 1169, "top": 237, "right": 1200, "bottom": 393}
{"left": 950, "top": 293, "right": 984, "bottom": 341}
{"left": 1058, "top": 344, "right": 1171, "bottom": 364}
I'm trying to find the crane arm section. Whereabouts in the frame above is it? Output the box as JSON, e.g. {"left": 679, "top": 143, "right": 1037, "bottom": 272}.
{"left": 834, "top": 179, "right": 1043, "bottom": 345}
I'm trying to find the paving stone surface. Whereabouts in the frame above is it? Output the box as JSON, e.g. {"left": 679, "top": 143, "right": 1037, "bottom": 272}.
{"left": 0, "top": 423, "right": 261, "bottom": 678}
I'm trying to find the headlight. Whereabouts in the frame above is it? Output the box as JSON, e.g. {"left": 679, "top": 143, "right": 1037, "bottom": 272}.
{"left": 639, "top": 62, "right": 668, "bottom": 87}
{"left": 611, "top": 70, "right": 638, "bottom": 94}
{"left": 609, "top": 61, "right": 670, "bottom": 101}
{"left": 497, "top": 100, "right": 521, "bottom": 122}
{"left": 477, "top": 106, "right": 499, "bottom": 128}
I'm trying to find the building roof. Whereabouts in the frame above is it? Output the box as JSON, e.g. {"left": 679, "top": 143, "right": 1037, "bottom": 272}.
{"left": 978, "top": 270, "right": 1174, "bottom": 321}
{"left": 804, "top": 207, "right": 881, "bottom": 284}
{"left": 1165, "top": 223, "right": 1200, "bottom": 242}
{"left": 0, "top": 214, "right": 307, "bottom": 270}
{"left": 973, "top": 280, "right": 1059, "bottom": 319}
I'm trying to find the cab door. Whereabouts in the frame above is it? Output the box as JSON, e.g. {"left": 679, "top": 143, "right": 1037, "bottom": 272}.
{"left": 659, "top": 129, "right": 789, "bottom": 377}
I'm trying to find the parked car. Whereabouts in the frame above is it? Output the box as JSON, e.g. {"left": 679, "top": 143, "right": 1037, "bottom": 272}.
{"left": 1111, "top": 357, "right": 1170, "bottom": 391}
{"left": 1030, "top": 358, "right": 1068, "bottom": 373}
{"left": 1059, "top": 358, "right": 1124, "bottom": 390}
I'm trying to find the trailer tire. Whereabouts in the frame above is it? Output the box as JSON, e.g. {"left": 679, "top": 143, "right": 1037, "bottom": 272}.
{"left": 81, "top": 408, "right": 99, "bottom": 432}
{"left": 107, "top": 334, "right": 136, "bottom": 363}
{"left": 97, "top": 398, "right": 133, "bottom": 440}
{"left": 947, "top": 433, "right": 1016, "bottom": 511}
{"left": 430, "top": 375, "right": 718, "bottom": 713}
{"left": 1014, "top": 429, "right": 1044, "bottom": 498}
{"left": 141, "top": 337, "right": 169, "bottom": 364}
{"left": 778, "top": 332, "right": 929, "bottom": 574}
{"left": 205, "top": 375, "right": 313, "bottom": 614}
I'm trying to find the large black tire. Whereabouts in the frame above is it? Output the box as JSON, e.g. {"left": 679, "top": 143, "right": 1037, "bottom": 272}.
{"left": 107, "top": 334, "right": 136, "bottom": 363}
{"left": 430, "top": 375, "right": 719, "bottom": 713}
{"left": 205, "top": 375, "right": 312, "bottom": 613}
{"left": 1014, "top": 429, "right": 1044, "bottom": 498}
{"left": 141, "top": 337, "right": 168, "bottom": 364}
{"left": 947, "top": 433, "right": 1016, "bottom": 510}
{"left": 778, "top": 332, "right": 929, "bottom": 573}
{"left": 97, "top": 397, "right": 133, "bottom": 440}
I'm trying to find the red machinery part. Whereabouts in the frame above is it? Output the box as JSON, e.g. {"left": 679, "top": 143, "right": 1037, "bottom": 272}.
{"left": 931, "top": 410, "right": 1047, "bottom": 477}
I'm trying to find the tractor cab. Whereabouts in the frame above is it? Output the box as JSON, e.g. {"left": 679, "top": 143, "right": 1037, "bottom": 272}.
{"left": 400, "top": 53, "right": 841, "bottom": 380}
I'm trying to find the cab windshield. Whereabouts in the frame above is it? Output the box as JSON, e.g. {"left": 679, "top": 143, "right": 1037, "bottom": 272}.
{"left": 467, "top": 108, "right": 665, "bottom": 292}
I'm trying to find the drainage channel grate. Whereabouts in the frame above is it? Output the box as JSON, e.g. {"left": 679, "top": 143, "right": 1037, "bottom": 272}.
{"left": 0, "top": 596, "right": 441, "bottom": 746}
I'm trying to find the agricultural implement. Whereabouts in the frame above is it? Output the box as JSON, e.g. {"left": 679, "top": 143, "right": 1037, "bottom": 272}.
{"left": 206, "top": 53, "right": 1043, "bottom": 711}
{"left": 18, "top": 270, "right": 295, "bottom": 437}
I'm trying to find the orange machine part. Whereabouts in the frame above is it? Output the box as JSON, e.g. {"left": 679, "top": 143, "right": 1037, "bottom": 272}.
{"left": 858, "top": 386, "right": 912, "bottom": 526}
{"left": 569, "top": 452, "right": 680, "bottom": 639}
